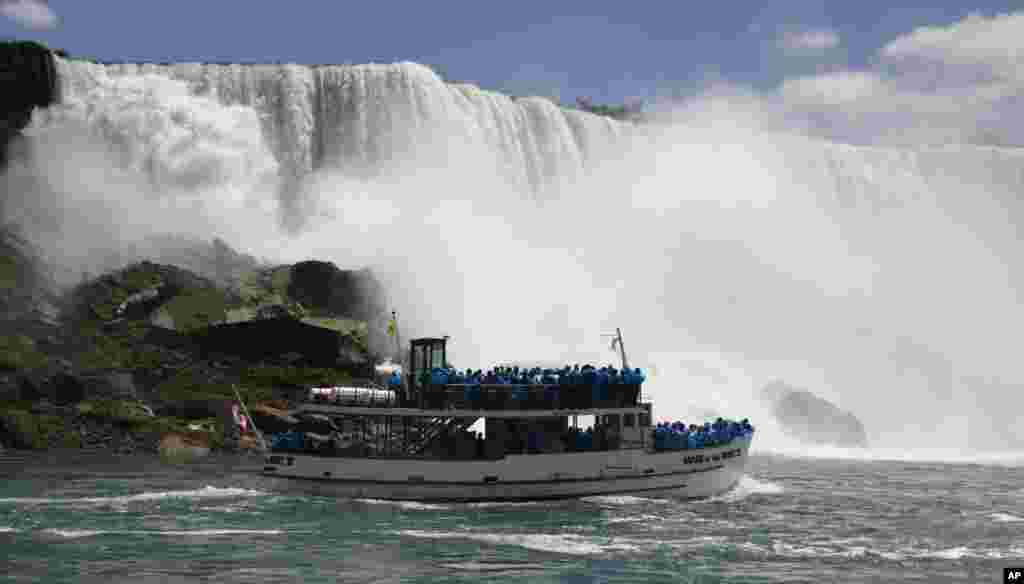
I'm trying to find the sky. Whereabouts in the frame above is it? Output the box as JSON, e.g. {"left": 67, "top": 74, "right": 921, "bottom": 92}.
{"left": 1, "top": 0, "right": 1023, "bottom": 109}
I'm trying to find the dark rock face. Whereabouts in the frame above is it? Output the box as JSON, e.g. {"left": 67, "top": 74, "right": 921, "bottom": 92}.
{"left": 52, "top": 373, "right": 86, "bottom": 404}
{"left": 156, "top": 399, "right": 230, "bottom": 421}
{"left": 287, "top": 261, "right": 386, "bottom": 321}
{"left": 79, "top": 372, "right": 138, "bottom": 401}
{"left": 761, "top": 381, "right": 868, "bottom": 447}
{"left": 195, "top": 317, "right": 345, "bottom": 367}
{"left": 0, "top": 41, "right": 59, "bottom": 168}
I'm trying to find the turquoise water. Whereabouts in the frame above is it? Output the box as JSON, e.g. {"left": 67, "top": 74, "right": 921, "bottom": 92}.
{"left": 0, "top": 450, "right": 1021, "bottom": 583}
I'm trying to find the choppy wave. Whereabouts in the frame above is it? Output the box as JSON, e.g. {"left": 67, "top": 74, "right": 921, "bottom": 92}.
{"left": 355, "top": 498, "right": 449, "bottom": 511}
{"left": 703, "top": 475, "right": 784, "bottom": 503}
{"left": 758, "top": 443, "right": 1024, "bottom": 467}
{"left": 580, "top": 495, "right": 663, "bottom": 506}
{"left": 990, "top": 512, "right": 1024, "bottom": 523}
{"left": 0, "top": 486, "right": 267, "bottom": 506}
{"left": 399, "top": 529, "right": 643, "bottom": 556}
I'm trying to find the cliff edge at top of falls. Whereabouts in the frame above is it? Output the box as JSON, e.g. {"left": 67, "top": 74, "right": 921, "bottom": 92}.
{"left": 0, "top": 40, "right": 59, "bottom": 167}
{"left": 761, "top": 380, "right": 869, "bottom": 448}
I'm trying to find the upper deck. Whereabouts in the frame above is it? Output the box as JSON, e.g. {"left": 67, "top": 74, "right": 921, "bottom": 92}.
{"left": 305, "top": 382, "right": 650, "bottom": 419}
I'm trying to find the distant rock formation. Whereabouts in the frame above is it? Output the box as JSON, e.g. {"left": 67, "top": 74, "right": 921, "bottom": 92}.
{"left": 0, "top": 40, "right": 59, "bottom": 168}
{"left": 761, "top": 381, "right": 868, "bottom": 447}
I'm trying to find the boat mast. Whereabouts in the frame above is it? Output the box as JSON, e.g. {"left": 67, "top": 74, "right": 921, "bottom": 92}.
{"left": 615, "top": 327, "right": 629, "bottom": 371}
{"left": 392, "top": 310, "right": 401, "bottom": 360}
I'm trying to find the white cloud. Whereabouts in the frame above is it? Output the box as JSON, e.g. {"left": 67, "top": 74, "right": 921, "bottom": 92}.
{"left": 882, "top": 12, "right": 1024, "bottom": 66}
{"left": 765, "top": 11, "right": 1024, "bottom": 147}
{"left": 0, "top": 0, "right": 57, "bottom": 30}
{"left": 780, "top": 29, "right": 840, "bottom": 51}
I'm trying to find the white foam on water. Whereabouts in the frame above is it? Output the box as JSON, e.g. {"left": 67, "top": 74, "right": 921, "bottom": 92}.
{"left": 926, "top": 546, "right": 972, "bottom": 560}
{"left": 990, "top": 512, "right": 1024, "bottom": 523}
{"left": 399, "top": 529, "right": 642, "bottom": 556}
{"left": 581, "top": 495, "right": 663, "bottom": 506}
{"left": 465, "top": 501, "right": 554, "bottom": 509}
{"left": 356, "top": 498, "right": 449, "bottom": 511}
{"left": 605, "top": 513, "right": 664, "bottom": 525}
{"left": 0, "top": 486, "right": 267, "bottom": 506}
{"left": 0, "top": 527, "right": 16, "bottom": 533}
{"left": 42, "top": 528, "right": 106, "bottom": 539}
{"left": 703, "top": 475, "right": 784, "bottom": 503}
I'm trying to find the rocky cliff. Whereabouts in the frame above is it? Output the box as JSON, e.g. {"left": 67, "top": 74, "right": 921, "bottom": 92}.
{"left": 0, "top": 243, "right": 388, "bottom": 455}
{"left": 0, "top": 40, "right": 59, "bottom": 168}
{"left": 761, "top": 381, "right": 869, "bottom": 448}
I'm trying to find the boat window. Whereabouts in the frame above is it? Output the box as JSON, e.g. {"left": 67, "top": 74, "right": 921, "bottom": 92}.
{"left": 624, "top": 413, "right": 635, "bottom": 427}
{"left": 431, "top": 345, "right": 444, "bottom": 369}
{"left": 413, "top": 346, "right": 424, "bottom": 372}
{"left": 639, "top": 412, "right": 651, "bottom": 427}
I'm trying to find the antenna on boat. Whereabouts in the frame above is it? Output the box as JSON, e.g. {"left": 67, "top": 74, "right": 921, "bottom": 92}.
{"left": 602, "top": 327, "right": 630, "bottom": 371}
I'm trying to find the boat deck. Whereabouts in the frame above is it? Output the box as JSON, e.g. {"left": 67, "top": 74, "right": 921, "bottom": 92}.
{"left": 294, "top": 403, "right": 650, "bottom": 418}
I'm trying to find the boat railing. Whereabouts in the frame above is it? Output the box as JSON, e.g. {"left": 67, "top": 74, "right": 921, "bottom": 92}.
{"left": 303, "top": 383, "right": 645, "bottom": 411}
{"left": 416, "top": 383, "right": 642, "bottom": 410}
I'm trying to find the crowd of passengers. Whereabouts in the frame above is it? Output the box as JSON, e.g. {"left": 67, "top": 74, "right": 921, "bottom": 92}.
{"left": 270, "top": 416, "right": 753, "bottom": 458}
{"left": 411, "top": 364, "right": 647, "bottom": 387}
{"left": 654, "top": 418, "right": 754, "bottom": 451}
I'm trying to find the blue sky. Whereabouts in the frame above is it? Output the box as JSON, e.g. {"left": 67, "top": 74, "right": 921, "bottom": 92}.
{"left": 0, "top": 1, "right": 1021, "bottom": 105}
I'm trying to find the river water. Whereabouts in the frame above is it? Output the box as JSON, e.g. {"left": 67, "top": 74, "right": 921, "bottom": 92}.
{"left": 0, "top": 450, "right": 1020, "bottom": 583}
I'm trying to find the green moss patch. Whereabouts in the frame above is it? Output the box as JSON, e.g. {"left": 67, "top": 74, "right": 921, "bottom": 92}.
{"left": 162, "top": 288, "right": 228, "bottom": 332}
{"left": 77, "top": 399, "right": 152, "bottom": 424}
{"left": 240, "top": 365, "right": 352, "bottom": 393}
{"left": 0, "top": 408, "right": 79, "bottom": 449}
{"left": 72, "top": 335, "right": 132, "bottom": 370}
{"left": 0, "top": 254, "right": 19, "bottom": 291}
{"left": 0, "top": 334, "right": 48, "bottom": 371}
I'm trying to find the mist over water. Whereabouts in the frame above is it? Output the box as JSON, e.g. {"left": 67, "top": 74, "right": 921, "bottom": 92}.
{"left": 4, "top": 57, "right": 1023, "bottom": 462}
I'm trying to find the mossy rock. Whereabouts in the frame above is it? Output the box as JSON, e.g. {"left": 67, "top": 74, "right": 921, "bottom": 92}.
{"left": 0, "top": 254, "right": 19, "bottom": 291}
{"left": 155, "top": 368, "right": 269, "bottom": 404}
{"left": 77, "top": 399, "right": 152, "bottom": 424}
{"left": 72, "top": 335, "right": 132, "bottom": 370}
{"left": 162, "top": 288, "right": 229, "bottom": 332}
{"left": 0, "top": 408, "right": 78, "bottom": 449}
{"left": 301, "top": 317, "right": 364, "bottom": 335}
{"left": 240, "top": 365, "right": 352, "bottom": 393}
{"left": 0, "top": 334, "right": 48, "bottom": 371}
{"left": 270, "top": 267, "right": 291, "bottom": 296}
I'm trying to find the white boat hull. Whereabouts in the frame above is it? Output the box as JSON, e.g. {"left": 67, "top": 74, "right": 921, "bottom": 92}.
{"left": 262, "top": 436, "right": 752, "bottom": 502}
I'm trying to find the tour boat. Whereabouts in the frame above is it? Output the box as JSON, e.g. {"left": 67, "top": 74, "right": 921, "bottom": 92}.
{"left": 255, "top": 331, "right": 754, "bottom": 502}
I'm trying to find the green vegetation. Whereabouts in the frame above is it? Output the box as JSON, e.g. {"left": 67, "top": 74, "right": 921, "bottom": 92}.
{"left": 86, "top": 263, "right": 163, "bottom": 321}
{"left": 0, "top": 407, "right": 79, "bottom": 449}
{"left": 77, "top": 399, "right": 151, "bottom": 424}
{"left": 585, "top": 104, "right": 630, "bottom": 119}
{"left": 0, "top": 40, "right": 50, "bottom": 54}
{"left": 72, "top": 320, "right": 166, "bottom": 371}
{"left": 241, "top": 364, "right": 353, "bottom": 392}
{"left": 0, "top": 254, "right": 18, "bottom": 290}
{"left": 0, "top": 334, "right": 48, "bottom": 371}
{"left": 162, "top": 288, "right": 228, "bottom": 332}
{"left": 300, "top": 317, "right": 364, "bottom": 335}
